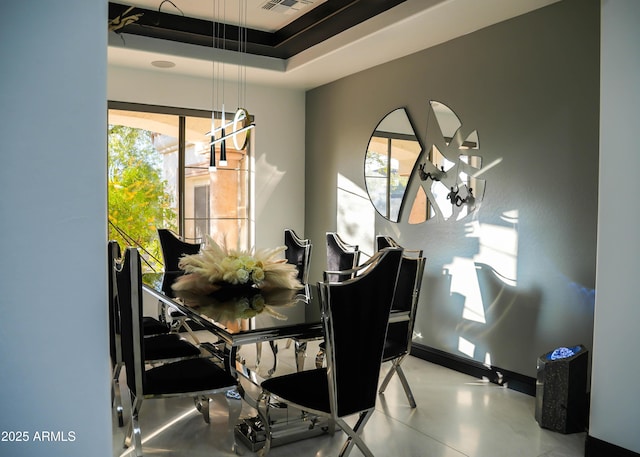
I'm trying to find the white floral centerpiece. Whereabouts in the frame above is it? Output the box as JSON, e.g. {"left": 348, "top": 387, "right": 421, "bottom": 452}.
{"left": 171, "top": 235, "right": 302, "bottom": 295}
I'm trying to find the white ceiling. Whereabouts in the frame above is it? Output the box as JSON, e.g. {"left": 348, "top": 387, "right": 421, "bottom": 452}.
{"left": 108, "top": 0, "right": 559, "bottom": 90}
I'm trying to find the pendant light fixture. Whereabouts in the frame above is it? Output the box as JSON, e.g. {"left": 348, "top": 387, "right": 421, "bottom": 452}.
{"left": 208, "top": 0, "right": 255, "bottom": 171}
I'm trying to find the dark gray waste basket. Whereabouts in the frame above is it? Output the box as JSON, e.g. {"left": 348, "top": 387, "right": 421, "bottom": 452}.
{"left": 535, "top": 345, "right": 588, "bottom": 434}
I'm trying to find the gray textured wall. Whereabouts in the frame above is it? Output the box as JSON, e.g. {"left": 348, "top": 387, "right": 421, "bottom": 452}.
{"left": 305, "top": 0, "right": 599, "bottom": 377}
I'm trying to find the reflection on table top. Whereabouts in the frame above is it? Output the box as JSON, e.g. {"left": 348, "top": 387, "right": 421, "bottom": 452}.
{"left": 142, "top": 272, "right": 323, "bottom": 346}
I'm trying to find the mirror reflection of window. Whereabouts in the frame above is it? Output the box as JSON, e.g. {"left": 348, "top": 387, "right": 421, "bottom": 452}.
{"left": 365, "top": 137, "right": 390, "bottom": 217}
{"left": 408, "top": 186, "right": 428, "bottom": 224}
{"left": 365, "top": 108, "right": 422, "bottom": 222}
{"left": 431, "top": 100, "right": 461, "bottom": 146}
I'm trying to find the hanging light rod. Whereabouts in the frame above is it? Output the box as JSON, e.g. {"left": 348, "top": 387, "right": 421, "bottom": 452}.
{"left": 205, "top": 113, "right": 248, "bottom": 136}
{"left": 209, "top": 123, "right": 255, "bottom": 146}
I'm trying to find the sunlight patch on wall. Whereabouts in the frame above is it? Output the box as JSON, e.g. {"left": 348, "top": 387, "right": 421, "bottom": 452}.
{"left": 484, "top": 352, "right": 492, "bottom": 368}
{"left": 337, "top": 173, "right": 375, "bottom": 256}
{"left": 458, "top": 336, "right": 476, "bottom": 358}
{"left": 253, "top": 154, "right": 285, "bottom": 219}
{"left": 465, "top": 210, "right": 519, "bottom": 286}
{"left": 446, "top": 211, "right": 519, "bottom": 365}
{"left": 445, "top": 256, "right": 486, "bottom": 323}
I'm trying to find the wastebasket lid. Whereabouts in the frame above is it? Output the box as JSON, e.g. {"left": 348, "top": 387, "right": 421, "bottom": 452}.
{"left": 547, "top": 345, "right": 582, "bottom": 360}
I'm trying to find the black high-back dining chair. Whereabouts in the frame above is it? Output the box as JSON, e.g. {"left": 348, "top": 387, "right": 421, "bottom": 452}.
{"left": 110, "top": 240, "right": 193, "bottom": 427}
{"left": 261, "top": 228, "right": 312, "bottom": 362}
{"left": 157, "top": 228, "right": 205, "bottom": 341}
{"left": 108, "top": 240, "right": 126, "bottom": 427}
{"left": 157, "top": 228, "right": 201, "bottom": 272}
{"left": 110, "top": 240, "right": 171, "bottom": 338}
{"left": 114, "top": 243, "right": 201, "bottom": 353}
{"left": 278, "top": 228, "right": 314, "bottom": 369}
{"left": 317, "top": 236, "right": 426, "bottom": 408}
{"left": 376, "top": 239, "right": 426, "bottom": 409}
{"left": 325, "top": 232, "right": 360, "bottom": 282}
{"left": 110, "top": 241, "right": 205, "bottom": 430}
{"left": 376, "top": 234, "right": 401, "bottom": 251}
{"left": 313, "top": 233, "right": 365, "bottom": 368}
{"left": 258, "top": 247, "right": 403, "bottom": 457}
{"left": 284, "top": 228, "right": 312, "bottom": 285}
{"left": 116, "top": 247, "right": 241, "bottom": 457}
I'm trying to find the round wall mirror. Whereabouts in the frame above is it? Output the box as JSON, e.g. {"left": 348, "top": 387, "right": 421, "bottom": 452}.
{"left": 365, "top": 102, "right": 486, "bottom": 224}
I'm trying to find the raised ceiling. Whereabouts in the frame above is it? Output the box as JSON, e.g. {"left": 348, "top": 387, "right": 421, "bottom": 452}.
{"left": 109, "top": 0, "right": 409, "bottom": 59}
{"left": 108, "top": 0, "right": 560, "bottom": 90}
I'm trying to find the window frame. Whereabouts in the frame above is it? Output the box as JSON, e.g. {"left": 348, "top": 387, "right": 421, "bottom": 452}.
{"left": 108, "top": 100, "right": 252, "bottom": 249}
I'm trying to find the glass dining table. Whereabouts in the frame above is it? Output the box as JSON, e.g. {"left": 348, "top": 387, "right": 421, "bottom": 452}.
{"left": 142, "top": 272, "right": 329, "bottom": 450}
{"left": 141, "top": 271, "right": 410, "bottom": 451}
{"left": 142, "top": 272, "right": 322, "bottom": 372}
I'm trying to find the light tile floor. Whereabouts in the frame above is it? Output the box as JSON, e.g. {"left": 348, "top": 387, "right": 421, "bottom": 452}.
{"left": 112, "top": 336, "right": 586, "bottom": 457}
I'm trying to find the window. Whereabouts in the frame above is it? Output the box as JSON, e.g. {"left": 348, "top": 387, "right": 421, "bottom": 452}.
{"left": 193, "top": 184, "right": 210, "bottom": 241}
{"left": 108, "top": 102, "right": 252, "bottom": 270}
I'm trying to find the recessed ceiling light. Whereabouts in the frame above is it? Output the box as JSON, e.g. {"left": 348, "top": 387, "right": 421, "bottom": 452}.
{"left": 151, "top": 60, "right": 176, "bottom": 68}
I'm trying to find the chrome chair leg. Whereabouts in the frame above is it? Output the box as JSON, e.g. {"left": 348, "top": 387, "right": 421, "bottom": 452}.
{"left": 171, "top": 317, "right": 201, "bottom": 345}
{"left": 123, "top": 396, "right": 134, "bottom": 449}
{"left": 325, "top": 417, "right": 336, "bottom": 435}
{"left": 112, "top": 362, "right": 124, "bottom": 427}
{"left": 256, "top": 342, "right": 263, "bottom": 365}
{"left": 256, "top": 391, "right": 272, "bottom": 457}
{"left": 378, "top": 362, "right": 396, "bottom": 393}
{"left": 124, "top": 396, "right": 144, "bottom": 457}
{"left": 315, "top": 345, "right": 325, "bottom": 369}
{"left": 395, "top": 364, "right": 417, "bottom": 408}
{"left": 257, "top": 341, "right": 279, "bottom": 375}
{"left": 379, "top": 356, "right": 416, "bottom": 408}
{"left": 194, "top": 395, "right": 210, "bottom": 424}
{"left": 268, "top": 341, "right": 278, "bottom": 375}
{"left": 157, "top": 299, "right": 167, "bottom": 324}
{"left": 224, "top": 389, "right": 243, "bottom": 455}
{"left": 337, "top": 409, "right": 374, "bottom": 457}
{"left": 294, "top": 340, "right": 307, "bottom": 372}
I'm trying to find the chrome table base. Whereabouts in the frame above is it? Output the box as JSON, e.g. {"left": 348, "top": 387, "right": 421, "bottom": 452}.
{"left": 235, "top": 410, "right": 330, "bottom": 452}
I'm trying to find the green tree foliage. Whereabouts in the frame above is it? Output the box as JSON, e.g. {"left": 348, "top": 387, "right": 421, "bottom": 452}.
{"left": 108, "top": 125, "right": 176, "bottom": 271}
